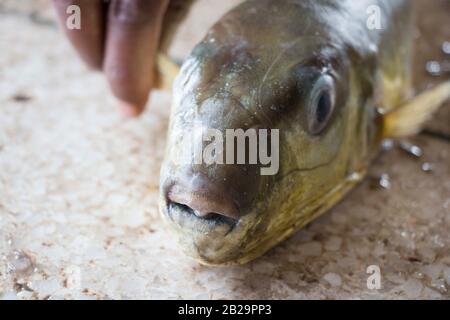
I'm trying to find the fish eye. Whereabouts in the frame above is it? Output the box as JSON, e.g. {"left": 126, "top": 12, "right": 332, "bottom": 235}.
{"left": 307, "top": 74, "right": 336, "bottom": 135}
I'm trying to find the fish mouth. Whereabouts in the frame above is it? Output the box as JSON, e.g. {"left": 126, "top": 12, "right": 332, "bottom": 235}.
{"left": 161, "top": 199, "right": 250, "bottom": 265}
{"left": 162, "top": 178, "right": 242, "bottom": 235}
{"left": 165, "top": 199, "right": 239, "bottom": 237}
{"left": 159, "top": 180, "right": 253, "bottom": 264}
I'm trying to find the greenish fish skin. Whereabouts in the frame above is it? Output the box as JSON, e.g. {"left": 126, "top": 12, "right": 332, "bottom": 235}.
{"left": 160, "top": 0, "right": 414, "bottom": 265}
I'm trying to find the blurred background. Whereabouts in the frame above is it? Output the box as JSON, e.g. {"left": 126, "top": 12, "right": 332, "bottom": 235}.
{"left": 0, "top": 0, "right": 449, "bottom": 299}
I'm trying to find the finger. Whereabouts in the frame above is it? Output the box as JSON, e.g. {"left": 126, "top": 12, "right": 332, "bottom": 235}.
{"left": 53, "top": 0, "right": 106, "bottom": 69}
{"left": 104, "top": 0, "right": 169, "bottom": 116}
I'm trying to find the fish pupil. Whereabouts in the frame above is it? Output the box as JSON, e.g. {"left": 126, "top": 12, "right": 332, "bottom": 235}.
{"left": 316, "top": 91, "right": 331, "bottom": 124}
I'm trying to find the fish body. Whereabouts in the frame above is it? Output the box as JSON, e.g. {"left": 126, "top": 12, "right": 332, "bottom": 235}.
{"left": 158, "top": 0, "right": 449, "bottom": 265}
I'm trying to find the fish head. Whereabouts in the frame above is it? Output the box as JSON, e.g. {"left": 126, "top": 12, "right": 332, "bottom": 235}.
{"left": 160, "top": 1, "right": 378, "bottom": 265}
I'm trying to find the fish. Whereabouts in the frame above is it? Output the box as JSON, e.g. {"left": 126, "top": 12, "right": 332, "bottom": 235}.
{"left": 158, "top": 0, "right": 450, "bottom": 265}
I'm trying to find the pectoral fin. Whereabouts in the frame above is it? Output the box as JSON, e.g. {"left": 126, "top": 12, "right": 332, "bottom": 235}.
{"left": 382, "top": 81, "right": 450, "bottom": 138}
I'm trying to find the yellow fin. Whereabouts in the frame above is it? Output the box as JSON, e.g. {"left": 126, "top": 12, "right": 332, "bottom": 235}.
{"left": 154, "top": 53, "right": 180, "bottom": 91}
{"left": 383, "top": 81, "right": 450, "bottom": 138}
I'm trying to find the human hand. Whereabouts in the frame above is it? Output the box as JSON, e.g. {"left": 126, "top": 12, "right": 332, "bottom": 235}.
{"left": 53, "top": 0, "right": 170, "bottom": 116}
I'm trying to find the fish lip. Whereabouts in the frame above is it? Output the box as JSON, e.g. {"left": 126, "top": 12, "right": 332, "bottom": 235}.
{"left": 161, "top": 177, "right": 243, "bottom": 234}
{"left": 167, "top": 188, "right": 242, "bottom": 221}
{"left": 166, "top": 200, "right": 239, "bottom": 234}
{"left": 160, "top": 194, "right": 250, "bottom": 264}
{"left": 162, "top": 187, "right": 239, "bottom": 237}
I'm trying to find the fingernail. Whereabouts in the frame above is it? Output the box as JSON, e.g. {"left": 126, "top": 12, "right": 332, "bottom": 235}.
{"left": 118, "top": 100, "right": 143, "bottom": 117}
